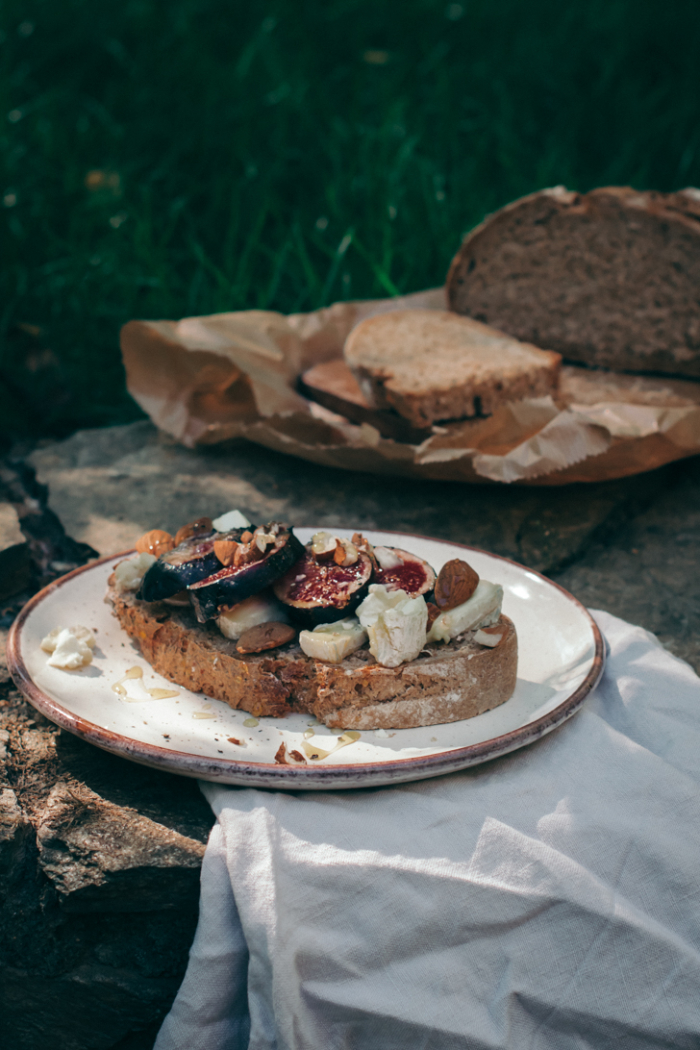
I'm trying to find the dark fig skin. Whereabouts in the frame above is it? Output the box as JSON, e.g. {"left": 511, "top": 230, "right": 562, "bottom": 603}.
{"left": 137, "top": 528, "right": 249, "bottom": 602}
{"left": 273, "top": 549, "right": 373, "bottom": 629}
{"left": 189, "top": 530, "right": 304, "bottom": 622}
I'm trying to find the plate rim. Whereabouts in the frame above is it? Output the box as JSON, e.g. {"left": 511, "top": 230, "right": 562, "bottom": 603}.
{"left": 7, "top": 532, "right": 605, "bottom": 787}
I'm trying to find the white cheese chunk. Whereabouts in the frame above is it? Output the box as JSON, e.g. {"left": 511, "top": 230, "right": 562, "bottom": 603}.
{"left": 299, "top": 617, "right": 367, "bottom": 663}
{"left": 374, "top": 546, "right": 403, "bottom": 570}
{"left": 114, "top": 552, "right": 156, "bottom": 592}
{"left": 46, "top": 627, "right": 95, "bottom": 670}
{"left": 427, "top": 580, "right": 503, "bottom": 644}
{"left": 357, "top": 584, "right": 427, "bottom": 668}
{"left": 217, "top": 593, "right": 289, "bottom": 640}
{"left": 41, "top": 625, "right": 95, "bottom": 653}
{"left": 212, "top": 508, "right": 251, "bottom": 531}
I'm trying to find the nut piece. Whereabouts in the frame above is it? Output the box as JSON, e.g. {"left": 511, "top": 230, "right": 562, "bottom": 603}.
{"left": 274, "top": 742, "right": 307, "bottom": 765}
{"left": 174, "top": 517, "right": 213, "bottom": 546}
{"left": 135, "top": 529, "right": 175, "bottom": 558}
{"left": 236, "top": 621, "right": 296, "bottom": 654}
{"left": 434, "top": 559, "right": 480, "bottom": 611}
{"left": 214, "top": 539, "right": 239, "bottom": 566}
{"left": 426, "top": 601, "right": 441, "bottom": 629}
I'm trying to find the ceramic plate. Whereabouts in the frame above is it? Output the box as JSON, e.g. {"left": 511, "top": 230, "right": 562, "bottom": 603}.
{"left": 7, "top": 529, "right": 604, "bottom": 790}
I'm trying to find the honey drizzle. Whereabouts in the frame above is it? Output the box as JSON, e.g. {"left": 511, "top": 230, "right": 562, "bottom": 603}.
{"left": 301, "top": 731, "right": 360, "bottom": 761}
{"left": 112, "top": 666, "right": 179, "bottom": 702}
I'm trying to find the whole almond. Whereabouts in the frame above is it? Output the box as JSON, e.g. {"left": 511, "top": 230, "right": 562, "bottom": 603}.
{"left": 135, "top": 529, "right": 175, "bottom": 558}
{"left": 434, "top": 559, "right": 479, "bottom": 611}
{"left": 237, "top": 621, "right": 296, "bottom": 654}
{"left": 174, "top": 517, "right": 213, "bottom": 546}
{"left": 214, "top": 539, "right": 239, "bottom": 566}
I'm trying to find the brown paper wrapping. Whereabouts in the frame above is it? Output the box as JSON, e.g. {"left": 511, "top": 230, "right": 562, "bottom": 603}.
{"left": 121, "top": 289, "right": 700, "bottom": 485}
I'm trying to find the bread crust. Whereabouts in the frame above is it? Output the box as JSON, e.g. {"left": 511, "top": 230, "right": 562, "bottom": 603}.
{"left": 344, "top": 309, "right": 560, "bottom": 428}
{"left": 446, "top": 186, "right": 700, "bottom": 378}
{"left": 106, "top": 582, "right": 517, "bottom": 730}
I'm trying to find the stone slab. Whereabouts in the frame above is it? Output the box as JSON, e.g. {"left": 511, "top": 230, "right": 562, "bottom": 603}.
{"left": 0, "top": 627, "right": 214, "bottom": 1050}
{"left": 29, "top": 421, "right": 668, "bottom": 574}
{"left": 0, "top": 502, "right": 31, "bottom": 600}
{"left": 554, "top": 458, "right": 700, "bottom": 674}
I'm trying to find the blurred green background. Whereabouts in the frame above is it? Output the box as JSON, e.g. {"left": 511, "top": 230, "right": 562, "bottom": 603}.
{"left": 1, "top": 0, "right": 699, "bottom": 441}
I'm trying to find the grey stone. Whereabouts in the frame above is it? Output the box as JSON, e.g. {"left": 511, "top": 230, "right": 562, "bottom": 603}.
{"left": 29, "top": 421, "right": 668, "bottom": 574}
{"left": 0, "top": 786, "right": 31, "bottom": 887}
{"left": 553, "top": 460, "right": 700, "bottom": 673}
{"left": 36, "top": 781, "right": 205, "bottom": 912}
{"left": 0, "top": 627, "right": 213, "bottom": 1050}
{"left": 0, "top": 502, "right": 31, "bottom": 600}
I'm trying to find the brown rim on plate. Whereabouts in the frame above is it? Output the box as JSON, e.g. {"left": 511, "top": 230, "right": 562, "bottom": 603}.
{"left": 6, "top": 538, "right": 605, "bottom": 788}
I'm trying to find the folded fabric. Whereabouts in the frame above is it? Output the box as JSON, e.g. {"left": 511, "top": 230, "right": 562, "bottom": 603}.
{"left": 155, "top": 611, "right": 700, "bottom": 1050}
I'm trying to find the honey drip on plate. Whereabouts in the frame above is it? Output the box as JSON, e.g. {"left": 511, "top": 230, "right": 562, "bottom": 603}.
{"left": 243, "top": 717, "right": 259, "bottom": 727}
{"left": 301, "top": 731, "right": 360, "bottom": 761}
{"left": 112, "top": 666, "right": 179, "bottom": 702}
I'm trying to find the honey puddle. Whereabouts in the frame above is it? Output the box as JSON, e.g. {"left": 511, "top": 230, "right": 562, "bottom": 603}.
{"left": 243, "top": 717, "right": 259, "bottom": 728}
{"left": 301, "top": 731, "right": 361, "bottom": 761}
{"left": 112, "top": 666, "right": 179, "bottom": 702}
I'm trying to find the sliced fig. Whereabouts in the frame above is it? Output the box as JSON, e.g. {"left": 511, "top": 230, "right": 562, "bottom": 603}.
{"left": 138, "top": 532, "right": 215, "bottom": 601}
{"left": 137, "top": 526, "right": 251, "bottom": 602}
{"left": 188, "top": 525, "right": 304, "bottom": 622}
{"left": 273, "top": 548, "right": 373, "bottom": 628}
{"left": 371, "top": 547, "right": 436, "bottom": 597}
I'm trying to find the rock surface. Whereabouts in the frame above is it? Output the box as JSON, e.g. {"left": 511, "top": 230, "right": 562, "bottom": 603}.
{"left": 2, "top": 422, "right": 700, "bottom": 1048}
{"left": 28, "top": 420, "right": 668, "bottom": 576}
{"left": 0, "top": 629, "right": 212, "bottom": 1050}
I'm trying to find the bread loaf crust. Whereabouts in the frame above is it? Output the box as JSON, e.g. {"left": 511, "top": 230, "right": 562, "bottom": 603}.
{"left": 107, "top": 583, "right": 517, "bottom": 729}
{"left": 447, "top": 186, "right": 700, "bottom": 378}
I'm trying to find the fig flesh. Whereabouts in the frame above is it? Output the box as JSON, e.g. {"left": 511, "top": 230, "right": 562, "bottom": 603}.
{"left": 371, "top": 548, "right": 436, "bottom": 598}
{"left": 188, "top": 526, "right": 304, "bottom": 622}
{"left": 274, "top": 548, "right": 373, "bottom": 628}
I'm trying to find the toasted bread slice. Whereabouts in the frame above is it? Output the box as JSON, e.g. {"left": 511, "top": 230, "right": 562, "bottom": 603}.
{"left": 343, "top": 309, "right": 561, "bottom": 428}
{"left": 447, "top": 186, "right": 700, "bottom": 377}
{"left": 106, "top": 582, "right": 517, "bottom": 730}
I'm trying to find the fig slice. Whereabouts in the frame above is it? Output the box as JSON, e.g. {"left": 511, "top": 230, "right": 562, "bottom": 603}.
{"left": 188, "top": 526, "right": 304, "bottom": 622}
{"left": 371, "top": 548, "right": 436, "bottom": 598}
{"left": 273, "top": 548, "right": 373, "bottom": 628}
{"left": 137, "top": 530, "right": 223, "bottom": 602}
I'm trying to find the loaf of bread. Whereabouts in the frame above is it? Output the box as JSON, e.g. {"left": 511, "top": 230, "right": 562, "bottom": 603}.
{"left": 447, "top": 185, "right": 700, "bottom": 377}
{"left": 343, "top": 309, "right": 561, "bottom": 428}
{"left": 107, "top": 582, "right": 518, "bottom": 730}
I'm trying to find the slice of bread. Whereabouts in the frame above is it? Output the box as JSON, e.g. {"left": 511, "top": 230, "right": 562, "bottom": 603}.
{"left": 343, "top": 309, "right": 561, "bottom": 428}
{"left": 299, "top": 359, "right": 433, "bottom": 442}
{"left": 107, "top": 583, "right": 517, "bottom": 730}
{"left": 447, "top": 186, "right": 700, "bottom": 377}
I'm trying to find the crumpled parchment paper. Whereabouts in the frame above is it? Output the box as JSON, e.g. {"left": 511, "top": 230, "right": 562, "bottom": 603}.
{"left": 121, "top": 288, "right": 700, "bottom": 485}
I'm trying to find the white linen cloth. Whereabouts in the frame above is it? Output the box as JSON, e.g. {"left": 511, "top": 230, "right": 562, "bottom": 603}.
{"left": 155, "top": 611, "right": 700, "bottom": 1050}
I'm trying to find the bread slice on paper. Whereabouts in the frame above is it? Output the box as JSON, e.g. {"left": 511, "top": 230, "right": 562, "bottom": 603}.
{"left": 343, "top": 309, "right": 561, "bottom": 428}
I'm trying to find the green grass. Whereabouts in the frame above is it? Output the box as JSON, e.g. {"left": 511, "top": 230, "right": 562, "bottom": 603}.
{"left": 1, "top": 0, "right": 699, "bottom": 438}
